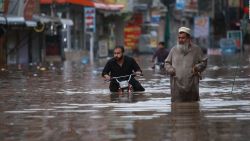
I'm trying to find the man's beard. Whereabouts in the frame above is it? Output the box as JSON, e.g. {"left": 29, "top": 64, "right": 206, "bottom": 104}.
{"left": 115, "top": 55, "right": 123, "bottom": 61}
{"left": 177, "top": 42, "right": 190, "bottom": 55}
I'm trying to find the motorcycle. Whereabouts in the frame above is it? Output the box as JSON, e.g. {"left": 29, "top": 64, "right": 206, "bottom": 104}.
{"left": 111, "top": 74, "right": 135, "bottom": 93}
{"left": 105, "top": 73, "right": 143, "bottom": 102}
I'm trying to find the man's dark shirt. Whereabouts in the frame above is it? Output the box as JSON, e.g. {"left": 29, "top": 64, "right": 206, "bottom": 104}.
{"left": 152, "top": 48, "right": 169, "bottom": 63}
{"left": 102, "top": 56, "right": 141, "bottom": 78}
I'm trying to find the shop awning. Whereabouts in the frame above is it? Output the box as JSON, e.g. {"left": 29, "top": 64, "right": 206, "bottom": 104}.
{"left": 0, "top": 16, "right": 7, "bottom": 25}
{"left": 94, "top": 2, "right": 124, "bottom": 11}
{"left": 32, "top": 15, "right": 73, "bottom": 26}
{"left": 25, "top": 21, "right": 38, "bottom": 27}
{"left": 6, "top": 16, "right": 25, "bottom": 25}
{"left": 33, "top": 15, "right": 60, "bottom": 23}
{"left": 60, "top": 18, "right": 73, "bottom": 26}
{"left": 2, "top": 16, "right": 38, "bottom": 27}
{"left": 40, "top": 0, "right": 94, "bottom": 7}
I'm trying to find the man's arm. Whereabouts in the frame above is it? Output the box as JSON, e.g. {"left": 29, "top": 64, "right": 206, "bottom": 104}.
{"left": 152, "top": 49, "right": 158, "bottom": 62}
{"left": 165, "top": 49, "right": 175, "bottom": 76}
{"left": 193, "top": 57, "right": 207, "bottom": 73}
{"left": 102, "top": 61, "right": 111, "bottom": 80}
{"left": 193, "top": 48, "right": 207, "bottom": 73}
{"left": 131, "top": 58, "right": 142, "bottom": 75}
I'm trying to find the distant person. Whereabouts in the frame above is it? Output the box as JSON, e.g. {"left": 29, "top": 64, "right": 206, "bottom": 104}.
{"left": 165, "top": 27, "right": 207, "bottom": 102}
{"left": 151, "top": 42, "right": 169, "bottom": 69}
{"left": 102, "top": 46, "right": 145, "bottom": 92}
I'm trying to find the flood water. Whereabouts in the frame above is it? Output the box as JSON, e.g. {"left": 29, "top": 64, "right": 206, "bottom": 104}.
{"left": 0, "top": 52, "right": 250, "bottom": 141}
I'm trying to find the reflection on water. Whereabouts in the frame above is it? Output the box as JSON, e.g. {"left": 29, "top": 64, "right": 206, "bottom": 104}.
{"left": 109, "top": 92, "right": 148, "bottom": 103}
{"left": 170, "top": 102, "right": 208, "bottom": 141}
{"left": 0, "top": 53, "right": 250, "bottom": 141}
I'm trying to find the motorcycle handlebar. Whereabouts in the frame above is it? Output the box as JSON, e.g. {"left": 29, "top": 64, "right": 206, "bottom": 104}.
{"left": 105, "top": 73, "right": 143, "bottom": 82}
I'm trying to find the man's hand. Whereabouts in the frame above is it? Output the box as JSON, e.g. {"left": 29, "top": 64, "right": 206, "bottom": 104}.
{"left": 193, "top": 64, "right": 203, "bottom": 74}
{"left": 167, "top": 67, "right": 176, "bottom": 76}
{"left": 193, "top": 66, "right": 199, "bottom": 74}
{"left": 103, "top": 74, "right": 111, "bottom": 81}
{"left": 192, "top": 66, "right": 202, "bottom": 80}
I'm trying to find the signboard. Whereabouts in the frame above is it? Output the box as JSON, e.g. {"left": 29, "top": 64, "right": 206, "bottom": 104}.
{"left": 0, "top": 0, "right": 4, "bottom": 13}
{"left": 176, "top": 0, "right": 198, "bottom": 12}
{"left": 194, "top": 16, "right": 209, "bottom": 38}
{"left": 176, "top": 0, "right": 185, "bottom": 10}
{"left": 185, "top": 0, "right": 198, "bottom": 12}
{"left": 98, "top": 40, "right": 108, "bottom": 57}
{"left": 124, "top": 13, "right": 142, "bottom": 49}
{"left": 84, "top": 7, "right": 96, "bottom": 32}
{"left": 151, "top": 15, "right": 160, "bottom": 24}
{"left": 124, "top": 25, "right": 141, "bottom": 49}
{"left": 227, "top": 30, "right": 242, "bottom": 50}
{"left": 228, "top": 0, "right": 240, "bottom": 7}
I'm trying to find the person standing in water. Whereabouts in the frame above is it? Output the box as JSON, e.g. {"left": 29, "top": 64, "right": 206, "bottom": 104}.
{"left": 151, "top": 42, "right": 169, "bottom": 69}
{"left": 165, "top": 27, "right": 207, "bottom": 102}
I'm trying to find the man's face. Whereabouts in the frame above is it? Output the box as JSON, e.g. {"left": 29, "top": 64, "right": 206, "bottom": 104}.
{"left": 158, "top": 44, "right": 164, "bottom": 48}
{"left": 114, "top": 48, "right": 123, "bottom": 61}
{"left": 178, "top": 32, "right": 190, "bottom": 45}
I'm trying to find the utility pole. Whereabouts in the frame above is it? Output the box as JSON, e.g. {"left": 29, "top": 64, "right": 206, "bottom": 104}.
{"left": 164, "top": 6, "right": 170, "bottom": 47}
{"left": 89, "top": 32, "right": 94, "bottom": 65}
{"left": 160, "top": 0, "right": 175, "bottom": 47}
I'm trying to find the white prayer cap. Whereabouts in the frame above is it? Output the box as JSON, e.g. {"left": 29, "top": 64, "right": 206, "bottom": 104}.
{"left": 178, "top": 26, "right": 191, "bottom": 36}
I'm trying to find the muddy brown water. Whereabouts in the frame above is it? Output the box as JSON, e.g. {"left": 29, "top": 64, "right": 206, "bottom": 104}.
{"left": 0, "top": 53, "right": 250, "bottom": 141}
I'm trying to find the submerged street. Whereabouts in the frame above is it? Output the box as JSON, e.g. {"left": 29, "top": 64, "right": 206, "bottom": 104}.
{"left": 0, "top": 52, "right": 250, "bottom": 141}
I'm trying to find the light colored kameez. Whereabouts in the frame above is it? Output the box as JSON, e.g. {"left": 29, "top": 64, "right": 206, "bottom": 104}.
{"left": 165, "top": 43, "right": 207, "bottom": 102}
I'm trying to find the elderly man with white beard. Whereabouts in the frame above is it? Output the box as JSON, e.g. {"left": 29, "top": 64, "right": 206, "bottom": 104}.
{"left": 165, "top": 27, "right": 207, "bottom": 102}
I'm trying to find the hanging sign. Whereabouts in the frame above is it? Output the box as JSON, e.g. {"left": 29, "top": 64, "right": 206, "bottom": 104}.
{"left": 227, "top": 30, "right": 242, "bottom": 50}
{"left": 84, "top": 7, "right": 96, "bottom": 33}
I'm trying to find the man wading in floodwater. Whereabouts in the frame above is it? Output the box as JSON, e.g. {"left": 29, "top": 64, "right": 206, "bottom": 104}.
{"left": 165, "top": 27, "right": 207, "bottom": 102}
{"left": 102, "top": 46, "right": 145, "bottom": 92}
